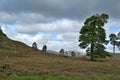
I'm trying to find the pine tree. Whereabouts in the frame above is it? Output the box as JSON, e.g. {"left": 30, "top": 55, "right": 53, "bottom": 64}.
{"left": 42, "top": 45, "right": 47, "bottom": 53}
{"left": 32, "top": 42, "right": 38, "bottom": 50}
{"left": 59, "top": 48, "right": 64, "bottom": 54}
{"left": 71, "top": 51, "right": 76, "bottom": 57}
{"left": 109, "top": 32, "right": 120, "bottom": 53}
{"left": 79, "top": 14, "right": 110, "bottom": 61}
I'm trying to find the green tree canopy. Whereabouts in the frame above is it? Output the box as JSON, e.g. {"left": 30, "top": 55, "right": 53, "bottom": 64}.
{"left": 79, "top": 14, "right": 110, "bottom": 61}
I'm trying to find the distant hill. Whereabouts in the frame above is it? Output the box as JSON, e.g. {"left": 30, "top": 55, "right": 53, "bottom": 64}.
{"left": 65, "top": 51, "right": 85, "bottom": 57}
{"left": 47, "top": 50, "right": 59, "bottom": 55}
{"left": 47, "top": 50, "right": 86, "bottom": 57}
{"left": 112, "top": 53, "right": 120, "bottom": 60}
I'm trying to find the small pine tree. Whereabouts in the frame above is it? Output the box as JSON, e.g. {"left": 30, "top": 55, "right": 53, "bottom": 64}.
{"left": 109, "top": 33, "right": 120, "bottom": 53}
{"left": 59, "top": 48, "right": 64, "bottom": 55}
{"left": 71, "top": 51, "right": 76, "bottom": 57}
{"left": 32, "top": 42, "right": 38, "bottom": 50}
{"left": 42, "top": 45, "right": 47, "bottom": 53}
{"left": 109, "top": 34, "right": 117, "bottom": 54}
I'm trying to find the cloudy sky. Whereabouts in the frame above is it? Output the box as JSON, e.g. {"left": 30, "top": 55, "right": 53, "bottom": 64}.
{"left": 0, "top": 0, "right": 120, "bottom": 53}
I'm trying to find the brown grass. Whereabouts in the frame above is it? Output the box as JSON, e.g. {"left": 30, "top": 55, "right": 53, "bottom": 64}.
{"left": 0, "top": 52, "right": 120, "bottom": 79}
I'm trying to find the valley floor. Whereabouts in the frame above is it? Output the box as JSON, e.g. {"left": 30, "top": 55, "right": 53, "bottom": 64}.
{"left": 0, "top": 53, "right": 120, "bottom": 80}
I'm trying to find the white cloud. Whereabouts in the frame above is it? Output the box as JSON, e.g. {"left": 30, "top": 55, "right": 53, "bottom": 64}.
{"left": 16, "top": 19, "right": 82, "bottom": 34}
{"left": 56, "top": 32, "right": 79, "bottom": 41}
{"left": 104, "top": 19, "right": 120, "bottom": 38}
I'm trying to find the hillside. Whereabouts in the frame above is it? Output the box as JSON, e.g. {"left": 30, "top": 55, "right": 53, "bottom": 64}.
{"left": 0, "top": 29, "right": 120, "bottom": 80}
{"left": 0, "top": 29, "right": 38, "bottom": 57}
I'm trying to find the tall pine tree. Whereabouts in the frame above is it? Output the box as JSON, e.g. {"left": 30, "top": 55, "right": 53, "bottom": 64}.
{"left": 79, "top": 14, "right": 111, "bottom": 61}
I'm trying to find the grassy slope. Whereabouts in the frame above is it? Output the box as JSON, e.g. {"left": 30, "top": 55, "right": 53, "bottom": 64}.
{"left": 0, "top": 31, "right": 120, "bottom": 80}
{"left": 0, "top": 31, "right": 37, "bottom": 57}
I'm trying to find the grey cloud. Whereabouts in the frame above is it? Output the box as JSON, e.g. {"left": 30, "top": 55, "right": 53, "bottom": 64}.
{"left": 1, "top": 0, "right": 119, "bottom": 20}
{"left": 0, "top": 0, "right": 120, "bottom": 21}
{"left": 0, "top": 0, "right": 64, "bottom": 17}
{"left": 0, "top": 12, "right": 48, "bottom": 24}
{"left": 94, "top": 0, "right": 120, "bottom": 19}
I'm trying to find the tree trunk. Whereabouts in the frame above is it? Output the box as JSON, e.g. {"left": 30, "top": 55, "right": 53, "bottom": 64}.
{"left": 113, "top": 45, "right": 115, "bottom": 54}
{"left": 90, "top": 42, "right": 95, "bottom": 61}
